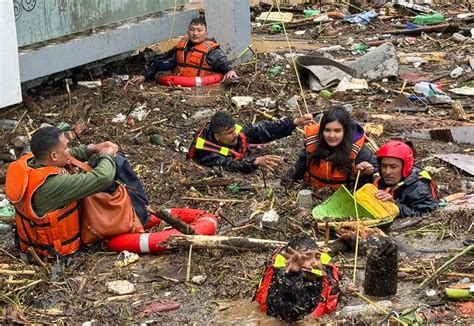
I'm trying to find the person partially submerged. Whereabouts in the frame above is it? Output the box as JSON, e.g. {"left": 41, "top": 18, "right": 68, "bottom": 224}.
{"left": 374, "top": 140, "right": 438, "bottom": 217}
{"left": 254, "top": 236, "right": 342, "bottom": 322}
{"left": 187, "top": 111, "right": 313, "bottom": 173}
{"left": 130, "top": 17, "right": 237, "bottom": 84}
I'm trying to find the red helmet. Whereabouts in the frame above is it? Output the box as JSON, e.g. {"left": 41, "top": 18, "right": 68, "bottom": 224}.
{"left": 377, "top": 141, "right": 414, "bottom": 178}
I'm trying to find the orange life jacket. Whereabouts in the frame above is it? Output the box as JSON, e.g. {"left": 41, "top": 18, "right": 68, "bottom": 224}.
{"left": 174, "top": 37, "right": 221, "bottom": 77}
{"left": 187, "top": 124, "right": 248, "bottom": 161}
{"left": 254, "top": 254, "right": 340, "bottom": 318}
{"left": 5, "top": 153, "right": 81, "bottom": 257}
{"left": 303, "top": 124, "right": 365, "bottom": 190}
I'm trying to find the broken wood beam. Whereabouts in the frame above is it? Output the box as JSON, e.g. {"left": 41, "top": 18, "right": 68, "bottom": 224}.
{"left": 162, "top": 234, "right": 332, "bottom": 251}
{"left": 385, "top": 23, "right": 456, "bottom": 36}
{"left": 146, "top": 207, "right": 195, "bottom": 235}
{"left": 182, "top": 177, "right": 235, "bottom": 188}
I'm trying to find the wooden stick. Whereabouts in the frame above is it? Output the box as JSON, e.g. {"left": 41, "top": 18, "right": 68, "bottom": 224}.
{"left": 338, "top": 264, "right": 474, "bottom": 279}
{"left": 385, "top": 23, "right": 453, "bottom": 36}
{"left": 416, "top": 244, "right": 474, "bottom": 292}
{"left": 10, "top": 109, "right": 28, "bottom": 134}
{"left": 161, "top": 234, "right": 331, "bottom": 251}
{"left": 146, "top": 207, "right": 195, "bottom": 235}
{"left": 182, "top": 177, "right": 235, "bottom": 188}
{"left": 181, "top": 197, "right": 245, "bottom": 203}
{"left": 186, "top": 245, "right": 193, "bottom": 282}
{"left": 128, "top": 118, "right": 168, "bottom": 133}
{"left": 0, "top": 269, "right": 36, "bottom": 275}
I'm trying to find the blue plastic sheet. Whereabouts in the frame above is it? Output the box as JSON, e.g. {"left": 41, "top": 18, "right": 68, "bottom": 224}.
{"left": 344, "top": 10, "right": 378, "bottom": 25}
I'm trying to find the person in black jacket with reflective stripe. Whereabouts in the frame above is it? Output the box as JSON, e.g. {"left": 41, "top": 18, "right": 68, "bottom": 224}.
{"left": 374, "top": 141, "right": 438, "bottom": 217}
{"left": 187, "top": 111, "right": 313, "bottom": 173}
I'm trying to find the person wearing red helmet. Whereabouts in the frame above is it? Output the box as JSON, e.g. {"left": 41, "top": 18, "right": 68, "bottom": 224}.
{"left": 374, "top": 141, "right": 438, "bottom": 217}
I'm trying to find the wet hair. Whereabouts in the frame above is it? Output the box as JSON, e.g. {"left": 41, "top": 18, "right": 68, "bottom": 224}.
{"left": 309, "top": 106, "right": 353, "bottom": 176}
{"left": 189, "top": 17, "right": 207, "bottom": 28}
{"left": 285, "top": 235, "right": 318, "bottom": 253}
{"left": 209, "top": 112, "right": 235, "bottom": 135}
{"left": 267, "top": 235, "right": 322, "bottom": 322}
{"left": 30, "top": 127, "right": 64, "bottom": 160}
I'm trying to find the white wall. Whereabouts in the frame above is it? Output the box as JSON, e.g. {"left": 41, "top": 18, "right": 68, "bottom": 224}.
{"left": 0, "top": 1, "right": 22, "bottom": 108}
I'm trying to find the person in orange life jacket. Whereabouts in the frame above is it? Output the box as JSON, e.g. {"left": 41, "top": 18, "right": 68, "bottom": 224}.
{"left": 5, "top": 127, "right": 120, "bottom": 258}
{"left": 288, "top": 106, "right": 377, "bottom": 190}
{"left": 130, "top": 17, "right": 237, "bottom": 84}
{"left": 187, "top": 111, "right": 313, "bottom": 173}
{"left": 374, "top": 141, "right": 438, "bottom": 217}
{"left": 254, "top": 236, "right": 342, "bottom": 322}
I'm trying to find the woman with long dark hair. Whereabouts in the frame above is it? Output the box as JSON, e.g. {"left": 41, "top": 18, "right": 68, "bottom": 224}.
{"left": 290, "top": 106, "right": 376, "bottom": 190}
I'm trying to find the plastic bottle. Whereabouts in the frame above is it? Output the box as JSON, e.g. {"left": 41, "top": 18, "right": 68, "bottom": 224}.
{"left": 270, "top": 24, "right": 281, "bottom": 33}
{"left": 319, "top": 90, "right": 332, "bottom": 100}
{"left": 268, "top": 66, "right": 284, "bottom": 76}
{"left": 414, "top": 82, "right": 442, "bottom": 96}
{"left": 303, "top": 9, "right": 321, "bottom": 17}
{"left": 413, "top": 13, "right": 444, "bottom": 25}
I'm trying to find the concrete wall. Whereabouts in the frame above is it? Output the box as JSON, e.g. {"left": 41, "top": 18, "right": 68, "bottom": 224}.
{"left": 205, "top": 0, "right": 252, "bottom": 62}
{"left": 0, "top": 1, "right": 22, "bottom": 108}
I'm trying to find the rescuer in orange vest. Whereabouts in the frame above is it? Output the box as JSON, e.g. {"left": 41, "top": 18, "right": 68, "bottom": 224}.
{"left": 130, "top": 17, "right": 237, "bottom": 84}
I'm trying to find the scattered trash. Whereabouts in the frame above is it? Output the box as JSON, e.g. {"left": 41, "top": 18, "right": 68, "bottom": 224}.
{"left": 270, "top": 24, "right": 282, "bottom": 33}
{"left": 106, "top": 280, "right": 135, "bottom": 295}
{"left": 191, "top": 275, "right": 207, "bottom": 285}
{"left": 11, "top": 136, "right": 29, "bottom": 148}
{"left": 336, "top": 300, "right": 392, "bottom": 317}
{"left": 449, "top": 86, "right": 474, "bottom": 96}
{"left": 390, "top": 94, "right": 426, "bottom": 112}
{"left": 344, "top": 10, "right": 378, "bottom": 25}
{"left": 256, "top": 12, "right": 293, "bottom": 23}
{"left": 434, "top": 154, "right": 474, "bottom": 176}
{"left": 445, "top": 283, "right": 473, "bottom": 300}
{"left": 0, "top": 197, "right": 15, "bottom": 219}
{"left": 138, "top": 301, "right": 180, "bottom": 318}
{"left": 364, "top": 123, "right": 384, "bottom": 138}
{"left": 317, "top": 45, "right": 343, "bottom": 53}
{"left": 426, "top": 289, "right": 437, "bottom": 297}
{"left": 150, "top": 134, "right": 166, "bottom": 146}
{"left": 0, "top": 223, "right": 13, "bottom": 233}
{"left": 353, "top": 43, "right": 368, "bottom": 54}
{"left": 297, "top": 189, "right": 313, "bottom": 210}
{"left": 0, "top": 119, "right": 19, "bottom": 131}
{"left": 393, "top": 0, "right": 436, "bottom": 14}
{"left": 77, "top": 81, "right": 102, "bottom": 88}
{"left": 114, "top": 250, "right": 139, "bottom": 268}
{"left": 450, "top": 67, "right": 464, "bottom": 79}
{"left": 407, "top": 127, "right": 474, "bottom": 145}
{"left": 334, "top": 77, "right": 369, "bottom": 92}
{"left": 303, "top": 9, "right": 320, "bottom": 17}
{"left": 231, "top": 96, "right": 254, "bottom": 107}
{"left": 255, "top": 97, "right": 276, "bottom": 108}
{"left": 414, "top": 82, "right": 443, "bottom": 97}
{"left": 268, "top": 66, "right": 284, "bottom": 76}
{"left": 400, "top": 56, "right": 427, "bottom": 68}
{"left": 294, "top": 30, "right": 306, "bottom": 36}
{"left": 413, "top": 13, "right": 444, "bottom": 25}
{"left": 450, "top": 100, "right": 469, "bottom": 121}
{"left": 188, "top": 109, "right": 215, "bottom": 123}
{"left": 129, "top": 104, "right": 148, "bottom": 121}
{"left": 112, "top": 113, "right": 127, "bottom": 124}
{"left": 286, "top": 95, "right": 299, "bottom": 109}
{"left": 452, "top": 33, "right": 467, "bottom": 42}
{"left": 319, "top": 90, "right": 332, "bottom": 100}
{"left": 260, "top": 209, "right": 281, "bottom": 229}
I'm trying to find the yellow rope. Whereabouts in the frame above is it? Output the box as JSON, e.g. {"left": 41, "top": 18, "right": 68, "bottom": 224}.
{"left": 355, "top": 292, "right": 408, "bottom": 326}
{"left": 352, "top": 170, "right": 361, "bottom": 285}
{"left": 274, "top": 0, "right": 309, "bottom": 116}
{"left": 167, "top": 0, "right": 178, "bottom": 42}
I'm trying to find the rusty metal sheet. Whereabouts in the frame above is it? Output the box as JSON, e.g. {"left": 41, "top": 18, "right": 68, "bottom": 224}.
{"left": 434, "top": 154, "right": 474, "bottom": 176}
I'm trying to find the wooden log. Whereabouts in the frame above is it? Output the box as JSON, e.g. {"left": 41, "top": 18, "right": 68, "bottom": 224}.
{"left": 364, "top": 237, "right": 398, "bottom": 297}
{"left": 161, "top": 234, "right": 331, "bottom": 251}
{"left": 385, "top": 23, "right": 457, "bottom": 36}
{"left": 146, "top": 207, "right": 195, "bottom": 235}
